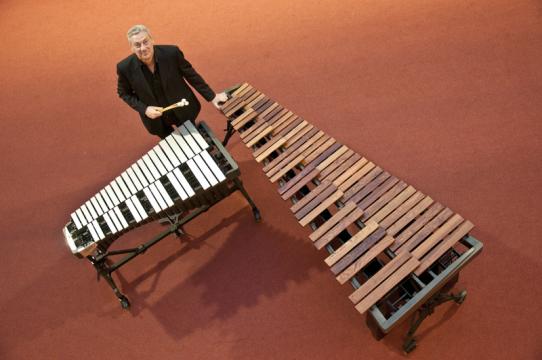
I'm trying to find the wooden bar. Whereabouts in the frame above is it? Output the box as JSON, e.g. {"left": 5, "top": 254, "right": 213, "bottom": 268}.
{"left": 357, "top": 178, "right": 402, "bottom": 214}
{"left": 266, "top": 130, "right": 328, "bottom": 178}
{"left": 395, "top": 207, "right": 453, "bottom": 253}
{"left": 290, "top": 179, "right": 332, "bottom": 213}
{"left": 360, "top": 181, "right": 408, "bottom": 219}
{"left": 324, "top": 220, "right": 379, "bottom": 266}
{"left": 309, "top": 201, "right": 359, "bottom": 242}
{"left": 330, "top": 227, "right": 387, "bottom": 275}
{"left": 313, "top": 205, "right": 366, "bottom": 250}
{"left": 321, "top": 152, "right": 360, "bottom": 180}
{"left": 411, "top": 214, "right": 464, "bottom": 259}
{"left": 251, "top": 115, "right": 302, "bottom": 159}
{"left": 279, "top": 141, "right": 340, "bottom": 198}
{"left": 299, "top": 189, "right": 344, "bottom": 226}
{"left": 294, "top": 183, "right": 337, "bottom": 219}
{"left": 262, "top": 129, "right": 322, "bottom": 173}
{"left": 386, "top": 196, "right": 434, "bottom": 236}
{"left": 336, "top": 235, "right": 395, "bottom": 285}
{"left": 337, "top": 162, "right": 376, "bottom": 193}
{"left": 414, "top": 220, "right": 474, "bottom": 276}
{"left": 231, "top": 108, "right": 258, "bottom": 129}
{"left": 379, "top": 191, "right": 426, "bottom": 229}
{"left": 390, "top": 202, "right": 445, "bottom": 251}
{"left": 354, "top": 257, "right": 420, "bottom": 314}
{"left": 348, "top": 172, "right": 391, "bottom": 205}
{"left": 365, "top": 186, "right": 416, "bottom": 223}
{"left": 348, "top": 251, "right": 411, "bottom": 304}
{"left": 342, "top": 167, "right": 383, "bottom": 202}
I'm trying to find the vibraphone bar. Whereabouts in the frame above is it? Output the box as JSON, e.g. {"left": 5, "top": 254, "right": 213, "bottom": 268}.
{"left": 219, "top": 83, "right": 483, "bottom": 353}
{"left": 63, "top": 121, "right": 261, "bottom": 308}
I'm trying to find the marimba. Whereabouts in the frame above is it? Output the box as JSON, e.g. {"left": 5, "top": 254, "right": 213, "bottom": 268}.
{"left": 219, "top": 83, "right": 483, "bottom": 352}
{"left": 63, "top": 121, "right": 260, "bottom": 308}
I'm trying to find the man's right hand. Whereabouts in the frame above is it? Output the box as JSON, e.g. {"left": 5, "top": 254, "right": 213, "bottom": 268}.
{"left": 145, "top": 106, "right": 164, "bottom": 119}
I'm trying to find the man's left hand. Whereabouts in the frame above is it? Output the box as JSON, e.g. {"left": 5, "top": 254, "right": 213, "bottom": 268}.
{"left": 211, "top": 92, "right": 228, "bottom": 109}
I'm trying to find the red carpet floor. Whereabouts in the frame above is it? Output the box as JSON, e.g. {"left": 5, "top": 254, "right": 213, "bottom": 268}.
{"left": 1, "top": 0, "right": 541, "bottom": 359}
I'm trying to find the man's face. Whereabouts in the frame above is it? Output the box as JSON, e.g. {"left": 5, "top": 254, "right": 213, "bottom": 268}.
{"left": 129, "top": 32, "right": 154, "bottom": 64}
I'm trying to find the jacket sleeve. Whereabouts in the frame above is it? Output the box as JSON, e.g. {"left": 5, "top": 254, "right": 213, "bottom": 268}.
{"left": 116, "top": 63, "right": 148, "bottom": 115}
{"left": 175, "top": 47, "right": 216, "bottom": 102}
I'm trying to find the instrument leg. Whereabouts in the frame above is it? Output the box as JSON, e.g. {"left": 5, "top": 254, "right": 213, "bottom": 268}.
{"left": 222, "top": 120, "right": 235, "bottom": 146}
{"left": 90, "top": 256, "right": 131, "bottom": 310}
{"left": 233, "top": 178, "right": 261, "bottom": 222}
{"left": 402, "top": 276, "right": 466, "bottom": 353}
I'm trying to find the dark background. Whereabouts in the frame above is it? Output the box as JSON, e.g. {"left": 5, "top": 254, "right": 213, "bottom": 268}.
{"left": 1, "top": 0, "right": 540, "bottom": 359}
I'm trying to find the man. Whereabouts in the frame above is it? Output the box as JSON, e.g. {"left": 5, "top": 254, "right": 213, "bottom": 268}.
{"left": 117, "top": 25, "right": 228, "bottom": 138}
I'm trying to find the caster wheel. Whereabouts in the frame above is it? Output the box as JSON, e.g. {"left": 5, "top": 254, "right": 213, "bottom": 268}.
{"left": 403, "top": 339, "right": 417, "bottom": 354}
{"left": 120, "top": 296, "right": 131, "bottom": 310}
{"left": 455, "top": 290, "right": 467, "bottom": 304}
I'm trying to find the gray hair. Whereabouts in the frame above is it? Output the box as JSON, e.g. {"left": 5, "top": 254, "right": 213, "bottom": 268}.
{"left": 126, "top": 25, "right": 152, "bottom": 42}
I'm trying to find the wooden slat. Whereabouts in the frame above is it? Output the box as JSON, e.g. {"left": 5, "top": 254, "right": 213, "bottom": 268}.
{"left": 324, "top": 220, "right": 379, "bottom": 266}
{"left": 291, "top": 179, "right": 332, "bottom": 213}
{"left": 245, "top": 93, "right": 266, "bottom": 109}
{"left": 322, "top": 153, "right": 367, "bottom": 186}
{"left": 379, "top": 191, "right": 426, "bottom": 229}
{"left": 230, "top": 82, "right": 249, "bottom": 96}
{"left": 354, "top": 257, "right": 420, "bottom": 314}
{"left": 222, "top": 86, "right": 254, "bottom": 114}
{"left": 255, "top": 137, "right": 286, "bottom": 163}
{"left": 390, "top": 202, "right": 445, "bottom": 251}
{"left": 330, "top": 227, "right": 386, "bottom": 275}
{"left": 336, "top": 235, "right": 395, "bottom": 285}
{"left": 357, "top": 177, "right": 402, "bottom": 213}
{"left": 348, "top": 172, "right": 391, "bottom": 205}
{"left": 270, "top": 154, "right": 306, "bottom": 183}
{"left": 279, "top": 141, "right": 340, "bottom": 199}
{"left": 309, "top": 201, "right": 359, "bottom": 242}
{"left": 303, "top": 137, "right": 337, "bottom": 165}
{"left": 231, "top": 108, "right": 258, "bottom": 129}
{"left": 246, "top": 125, "right": 274, "bottom": 147}
{"left": 414, "top": 220, "right": 474, "bottom": 276}
{"left": 251, "top": 115, "right": 304, "bottom": 159}
{"left": 360, "top": 181, "right": 407, "bottom": 219}
{"left": 395, "top": 206, "right": 453, "bottom": 253}
{"left": 240, "top": 117, "right": 267, "bottom": 139}
{"left": 319, "top": 150, "right": 355, "bottom": 179}
{"left": 386, "top": 196, "right": 434, "bottom": 236}
{"left": 411, "top": 213, "right": 464, "bottom": 259}
{"left": 263, "top": 128, "right": 324, "bottom": 176}
{"left": 365, "top": 186, "right": 416, "bottom": 223}
{"left": 342, "top": 167, "right": 383, "bottom": 201}
{"left": 337, "top": 162, "right": 376, "bottom": 192}
{"left": 252, "top": 117, "right": 304, "bottom": 159}
{"left": 263, "top": 130, "right": 325, "bottom": 174}
{"left": 314, "top": 206, "right": 365, "bottom": 250}
{"left": 294, "top": 183, "right": 337, "bottom": 219}
{"left": 348, "top": 251, "right": 411, "bottom": 304}
{"left": 299, "top": 189, "right": 344, "bottom": 226}
{"left": 272, "top": 113, "right": 299, "bottom": 134}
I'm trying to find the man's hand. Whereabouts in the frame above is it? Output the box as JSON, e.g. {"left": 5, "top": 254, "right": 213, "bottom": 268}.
{"left": 211, "top": 92, "right": 228, "bottom": 109}
{"left": 145, "top": 106, "right": 164, "bottom": 119}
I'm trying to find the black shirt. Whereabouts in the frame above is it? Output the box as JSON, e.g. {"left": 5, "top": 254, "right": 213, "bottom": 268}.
{"left": 140, "top": 55, "right": 178, "bottom": 126}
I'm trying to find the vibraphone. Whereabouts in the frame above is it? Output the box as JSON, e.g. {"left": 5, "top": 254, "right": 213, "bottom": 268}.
{"left": 219, "top": 83, "right": 483, "bottom": 353}
{"left": 63, "top": 121, "right": 260, "bottom": 309}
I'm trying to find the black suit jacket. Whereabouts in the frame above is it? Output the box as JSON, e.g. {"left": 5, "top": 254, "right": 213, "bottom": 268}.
{"left": 117, "top": 45, "right": 215, "bottom": 137}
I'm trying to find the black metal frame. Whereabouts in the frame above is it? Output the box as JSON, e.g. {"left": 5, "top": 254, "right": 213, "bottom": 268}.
{"left": 85, "top": 121, "right": 261, "bottom": 309}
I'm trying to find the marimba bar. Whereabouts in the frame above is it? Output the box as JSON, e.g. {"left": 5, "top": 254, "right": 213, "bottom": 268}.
{"left": 219, "top": 83, "right": 483, "bottom": 353}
